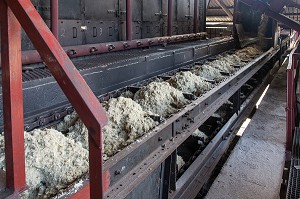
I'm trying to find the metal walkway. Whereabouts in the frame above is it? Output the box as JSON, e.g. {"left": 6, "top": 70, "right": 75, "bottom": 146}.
{"left": 286, "top": 128, "right": 300, "bottom": 199}
{"left": 205, "top": 64, "right": 287, "bottom": 199}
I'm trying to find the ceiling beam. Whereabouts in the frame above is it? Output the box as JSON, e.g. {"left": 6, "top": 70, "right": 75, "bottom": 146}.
{"left": 215, "top": 0, "right": 233, "bottom": 20}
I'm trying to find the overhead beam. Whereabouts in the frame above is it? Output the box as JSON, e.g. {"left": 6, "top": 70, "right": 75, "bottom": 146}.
{"left": 215, "top": 0, "right": 233, "bottom": 20}
{"left": 241, "top": 0, "right": 300, "bottom": 32}
{"left": 286, "top": 0, "right": 300, "bottom": 10}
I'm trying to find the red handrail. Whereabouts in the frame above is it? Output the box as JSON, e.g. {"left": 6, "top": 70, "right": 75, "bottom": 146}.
{"left": 1, "top": 0, "right": 108, "bottom": 198}
{"left": 287, "top": 38, "right": 300, "bottom": 152}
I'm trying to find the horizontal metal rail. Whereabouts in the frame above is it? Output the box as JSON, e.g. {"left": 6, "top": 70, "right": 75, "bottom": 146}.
{"left": 0, "top": 33, "right": 207, "bottom": 66}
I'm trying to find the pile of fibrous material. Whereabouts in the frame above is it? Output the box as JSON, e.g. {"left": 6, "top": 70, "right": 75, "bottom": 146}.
{"left": 193, "top": 46, "right": 262, "bottom": 81}
{"left": 62, "top": 97, "right": 158, "bottom": 159}
{"left": 134, "top": 82, "right": 190, "bottom": 118}
{"left": 192, "top": 64, "right": 225, "bottom": 82}
{"left": 177, "top": 155, "right": 185, "bottom": 170}
{"left": 235, "top": 46, "right": 262, "bottom": 61}
{"left": 168, "top": 71, "right": 212, "bottom": 96}
{"left": 207, "top": 58, "right": 236, "bottom": 73}
{"left": 0, "top": 129, "right": 89, "bottom": 199}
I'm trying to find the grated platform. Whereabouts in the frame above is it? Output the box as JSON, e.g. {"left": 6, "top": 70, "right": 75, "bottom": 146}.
{"left": 286, "top": 128, "right": 300, "bottom": 199}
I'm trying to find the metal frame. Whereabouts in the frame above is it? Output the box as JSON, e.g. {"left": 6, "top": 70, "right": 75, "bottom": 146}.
{"left": 287, "top": 40, "right": 300, "bottom": 152}
{"left": 1, "top": 0, "right": 108, "bottom": 198}
{"left": 0, "top": 1, "right": 26, "bottom": 193}
{"left": 0, "top": 32, "right": 207, "bottom": 65}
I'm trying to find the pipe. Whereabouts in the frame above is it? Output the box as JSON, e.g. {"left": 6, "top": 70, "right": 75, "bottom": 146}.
{"left": 194, "top": 0, "right": 199, "bottom": 33}
{"left": 51, "top": 0, "right": 59, "bottom": 39}
{"left": 126, "top": 0, "right": 133, "bottom": 41}
{"left": 168, "top": 0, "right": 173, "bottom": 36}
{"left": 2, "top": 33, "right": 206, "bottom": 65}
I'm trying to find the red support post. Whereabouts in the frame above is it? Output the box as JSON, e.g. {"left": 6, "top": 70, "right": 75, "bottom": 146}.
{"left": 286, "top": 47, "right": 300, "bottom": 152}
{"left": 168, "top": 0, "right": 173, "bottom": 36}
{"left": 0, "top": 0, "right": 26, "bottom": 192}
{"left": 5, "top": 0, "right": 108, "bottom": 198}
{"left": 51, "top": 0, "right": 59, "bottom": 39}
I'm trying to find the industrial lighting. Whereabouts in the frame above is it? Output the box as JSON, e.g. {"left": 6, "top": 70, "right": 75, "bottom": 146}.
{"left": 256, "top": 84, "right": 270, "bottom": 108}
{"left": 206, "top": 27, "right": 228, "bottom": 29}
{"left": 236, "top": 118, "right": 251, "bottom": 136}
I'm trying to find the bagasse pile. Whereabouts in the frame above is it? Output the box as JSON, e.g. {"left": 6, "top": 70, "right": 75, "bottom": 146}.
{"left": 0, "top": 45, "right": 263, "bottom": 198}
{"left": 168, "top": 71, "right": 212, "bottom": 96}
{"left": 134, "top": 82, "right": 190, "bottom": 118}
{"left": 0, "top": 129, "right": 88, "bottom": 199}
{"left": 65, "top": 97, "right": 158, "bottom": 158}
{"left": 192, "top": 64, "right": 225, "bottom": 82}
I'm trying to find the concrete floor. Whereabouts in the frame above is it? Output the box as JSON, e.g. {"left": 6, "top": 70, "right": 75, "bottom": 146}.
{"left": 205, "top": 65, "right": 287, "bottom": 199}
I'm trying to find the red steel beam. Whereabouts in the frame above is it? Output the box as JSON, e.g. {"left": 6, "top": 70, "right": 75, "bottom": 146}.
{"left": 0, "top": 0, "right": 26, "bottom": 192}
{"left": 0, "top": 32, "right": 206, "bottom": 65}
{"left": 5, "top": 0, "right": 108, "bottom": 198}
{"left": 126, "top": 0, "right": 132, "bottom": 41}
{"left": 50, "top": 0, "right": 59, "bottom": 39}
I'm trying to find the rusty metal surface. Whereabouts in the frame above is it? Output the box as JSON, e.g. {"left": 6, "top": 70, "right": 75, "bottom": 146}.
{"left": 0, "top": 0, "right": 26, "bottom": 193}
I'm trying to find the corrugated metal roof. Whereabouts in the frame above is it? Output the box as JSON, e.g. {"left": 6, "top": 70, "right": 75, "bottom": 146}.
{"left": 208, "top": 0, "right": 234, "bottom": 8}
{"left": 283, "top": 0, "right": 300, "bottom": 22}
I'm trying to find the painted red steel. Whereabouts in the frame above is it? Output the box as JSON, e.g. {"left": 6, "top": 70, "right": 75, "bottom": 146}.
{"left": 126, "top": 0, "right": 133, "bottom": 41}
{"left": 0, "top": 0, "right": 26, "bottom": 193}
{"left": 51, "top": 0, "right": 59, "bottom": 39}
{"left": 168, "top": 0, "right": 173, "bottom": 36}
{"left": 4, "top": 0, "right": 108, "bottom": 198}
{"left": 0, "top": 32, "right": 206, "bottom": 66}
{"left": 287, "top": 44, "right": 300, "bottom": 152}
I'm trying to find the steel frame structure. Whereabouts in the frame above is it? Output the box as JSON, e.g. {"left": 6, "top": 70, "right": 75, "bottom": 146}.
{"left": 287, "top": 39, "right": 300, "bottom": 152}
{"left": 0, "top": 0, "right": 108, "bottom": 198}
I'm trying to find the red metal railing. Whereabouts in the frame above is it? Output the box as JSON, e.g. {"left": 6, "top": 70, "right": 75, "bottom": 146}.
{"left": 1, "top": 0, "right": 108, "bottom": 198}
{"left": 287, "top": 37, "right": 300, "bottom": 152}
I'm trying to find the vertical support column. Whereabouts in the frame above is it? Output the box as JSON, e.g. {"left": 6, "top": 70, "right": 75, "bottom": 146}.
{"left": 199, "top": 0, "right": 206, "bottom": 32}
{"left": 168, "top": 0, "right": 173, "bottom": 36}
{"left": 193, "top": 0, "right": 199, "bottom": 33}
{"left": 286, "top": 54, "right": 298, "bottom": 152}
{"left": 0, "top": 0, "right": 26, "bottom": 192}
{"left": 88, "top": 133, "right": 104, "bottom": 199}
{"left": 51, "top": 0, "right": 59, "bottom": 39}
{"left": 126, "top": 0, "right": 132, "bottom": 41}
